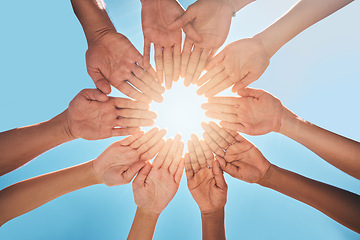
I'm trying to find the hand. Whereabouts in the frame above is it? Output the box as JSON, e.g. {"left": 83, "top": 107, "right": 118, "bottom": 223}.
{"left": 201, "top": 88, "right": 284, "bottom": 135}
{"left": 67, "top": 89, "right": 157, "bottom": 140}
{"left": 132, "top": 134, "right": 185, "bottom": 215}
{"left": 92, "top": 127, "right": 167, "bottom": 186}
{"left": 86, "top": 30, "right": 165, "bottom": 103}
{"left": 185, "top": 134, "right": 227, "bottom": 213}
{"left": 168, "top": 0, "right": 234, "bottom": 86}
{"left": 202, "top": 121, "right": 270, "bottom": 183}
{"left": 141, "top": 0, "right": 201, "bottom": 89}
{"left": 197, "top": 37, "right": 270, "bottom": 97}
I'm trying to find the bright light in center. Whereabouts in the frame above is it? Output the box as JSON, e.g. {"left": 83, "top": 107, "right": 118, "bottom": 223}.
{"left": 149, "top": 80, "right": 211, "bottom": 143}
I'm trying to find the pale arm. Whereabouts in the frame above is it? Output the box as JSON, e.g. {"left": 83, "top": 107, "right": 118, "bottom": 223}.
{"left": 259, "top": 164, "right": 360, "bottom": 233}
{"left": 257, "top": 0, "right": 354, "bottom": 57}
{"left": 0, "top": 111, "right": 73, "bottom": 176}
{"left": 0, "top": 161, "right": 100, "bottom": 226}
{"left": 279, "top": 110, "right": 360, "bottom": 180}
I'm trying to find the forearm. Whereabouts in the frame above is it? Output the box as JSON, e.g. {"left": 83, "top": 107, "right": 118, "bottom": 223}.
{"left": 255, "top": 0, "right": 353, "bottom": 57}
{"left": 0, "top": 160, "right": 100, "bottom": 226}
{"left": 127, "top": 207, "right": 159, "bottom": 240}
{"left": 201, "top": 208, "right": 226, "bottom": 240}
{"left": 259, "top": 164, "right": 360, "bottom": 233}
{"left": 278, "top": 109, "right": 360, "bottom": 179}
{"left": 0, "top": 110, "right": 74, "bottom": 176}
{"left": 71, "top": 0, "right": 116, "bottom": 45}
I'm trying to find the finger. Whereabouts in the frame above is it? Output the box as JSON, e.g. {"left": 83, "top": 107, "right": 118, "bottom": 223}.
{"left": 116, "top": 109, "right": 157, "bottom": 119}
{"left": 192, "top": 49, "right": 211, "bottom": 84}
{"left": 188, "top": 140, "right": 200, "bottom": 173}
{"left": 162, "top": 134, "right": 181, "bottom": 168}
{"left": 173, "top": 43, "right": 181, "bottom": 82}
{"left": 182, "top": 21, "right": 202, "bottom": 41}
{"left": 185, "top": 45, "right": 202, "bottom": 87}
{"left": 140, "top": 138, "right": 166, "bottom": 161}
{"left": 216, "top": 155, "right": 246, "bottom": 180}
{"left": 115, "top": 118, "right": 154, "bottom": 128}
{"left": 123, "top": 161, "right": 147, "bottom": 184}
{"left": 132, "top": 64, "right": 165, "bottom": 94}
{"left": 163, "top": 47, "right": 174, "bottom": 90}
{"left": 174, "top": 157, "right": 185, "bottom": 183}
{"left": 116, "top": 81, "right": 151, "bottom": 104}
{"left": 136, "top": 54, "right": 157, "bottom": 80}
{"left": 196, "top": 71, "right": 228, "bottom": 96}
{"left": 133, "top": 162, "right": 152, "bottom": 185}
{"left": 236, "top": 87, "right": 264, "bottom": 98}
{"left": 88, "top": 70, "right": 111, "bottom": 94}
{"left": 184, "top": 153, "right": 193, "bottom": 180}
{"left": 220, "top": 121, "right": 247, "bottom": 133}
{"left": 197, "top": 64, "right": 225, "bottom": 87}
{"left": 167, "top": 8, "right": 196, "bottom": 30}
{"left": 205, "top": 111, "right": 239, "bottom": 123}
{"left": 212, "top": 159, "right": 227, "bottom": 189}
{"left": 207, "top": 96, "right": 240, "bottom": 106}
{"left": 203, "top": 121, "right": 233, "bottom": 149}
{"left": 209, "top": 121, "right": 236, "bottom": 145}
{"left": 155, "top": 44, "right": 164, "bottom": 84}
{"left": 203, "top": 132, "right": 225, "bottom": 157}
{"left": 153, "top": 138, "right": 173, "bottom": 168}
{"left": 191, "top": 134, "right": 206, "bottom": 168}
{"left": 80, "top": 89, "right": 109, "bottom": 102}
{"left": 204, "top": 77, "right": 233, "bottom": 98}
{"left": 112, "top": 127, "right": 141, "bottom": 137}
{"left": 143, "top": 38, "right": 151, "bottom": 64}
{"left": 200, "top": 140, "right": 214, "bottom": 168}
{"left": 201, "top": 103, "right": 237, "bottom": 114}
{"left": 128, "top": 74, "right": 163, "bottom": 103}
{"left": 137, "top": 128, "right": 167, "bottom": 154}
{"left": 112, "top": 97, "right": 150, "bottom": 110}
{"left": 118, "top": 131, "right": 144, "bottom": 146}
{"left": 204, "top": 51, "right": 225, "bottom": 71}
{"left": 169, "top": 140, "right": 184, "bottom": 175}
{"left": 130, "top": 127, "right": 159, "bottom": 149}
{"left": 231, "top": 73, "right": 258, "bottom": 92}
{"left": 181, "top": 37, "right": 193, "bottom": 78}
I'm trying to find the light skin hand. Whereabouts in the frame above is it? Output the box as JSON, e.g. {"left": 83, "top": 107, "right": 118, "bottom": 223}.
{"left": 67, "top": 89, "right": 158, "bottom": 140}
{"left": 141, "top": 0, "right": 201, "bottom": 89}
{"left": 132, "top": 134, "right": 185, "bottom": 214}
{"left": 92, "top": 128, "right": 167, "bottom": 186}
{"left": 201, "top": 88, "right": 285, "bottom": 135}
{"left": 168, "top": 0, "right": 235, "bottom": 86}
{"left": 202, "top": 121, "right": 270, "bottom": 183}
{"left": 86, "top": 30, "right": 165, "bottom": 103}
{"left": 197, "top": 37, "right": 270, "bottom": 97}
{"left": 185, "top": 134, "right": 227, "bottom": 214}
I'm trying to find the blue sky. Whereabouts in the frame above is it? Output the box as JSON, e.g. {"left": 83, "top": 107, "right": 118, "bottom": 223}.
{"left": 0, "top": 0, "right": 359, "bottom": 239}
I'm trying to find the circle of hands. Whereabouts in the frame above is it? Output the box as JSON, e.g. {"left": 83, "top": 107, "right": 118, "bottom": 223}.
{"left": 68, "top": 0, "right": 281, "bottom": 218}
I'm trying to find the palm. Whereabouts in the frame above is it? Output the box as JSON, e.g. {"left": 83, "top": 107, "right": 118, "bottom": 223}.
{"left": 225, "top": 142, "right": 270, "bottom": 183}
{"left": 188, "top": 167, "right": 226, "bottom": 213}
{"left": 236, "top": 94, "right": 282, "bottom": 135}
{"left": 68, "top": 98, "right": 114, "bottom": 140}
{"left": 133, "top": 168, "right": 179, "bottom": 214}
{"left": 142, "top": 0, "right": 183, "bottom": 47}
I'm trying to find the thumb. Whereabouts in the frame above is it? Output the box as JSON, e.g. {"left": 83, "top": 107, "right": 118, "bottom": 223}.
{"left": 205, "top": 51, "right": 225, "bottom": 71}
{"left": 212, "top": 159, "right": 227, "bottom": 189}
{"left": 231, "top": 72, "right": 258, "bottom": 93}
{"left": 88, "top": 70, "right": 112, "bottom": 94}
{"left": 183, "top": 23, "right": 202, "bottom": 42}
{"left": 81, "top": 88, "right": 109, "bottom": 102}
{"left": 133, "top": 162, "right": 152, "bottom": 184}
{"left": 236, "top": 87, "right": 264, "bottom": 98}
{"left": 167, "top": 8, "right": 197, "bottom": 30}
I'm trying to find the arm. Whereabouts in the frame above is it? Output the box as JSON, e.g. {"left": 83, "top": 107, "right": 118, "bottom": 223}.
{"left": 256, "top": 0, "right": 354, "bottom": 58}
{"left": 71, "top": 0, "right": 164, "bottom": 102}
{"left": 202, "top": 122, "right": 360, "bottom": 233}
{"left": 185, "top": 134, "right": 227, "bottom": 240}
{"left": 0, "top": 89, "right": 156, "bottom": 176}
{"left": 259, "top": 164, "right": 360, "bottom": 234}
{"left": 128, "top": 135, "right": 185, "bottom": 240}
{"left": 202, "top": 88, "right": 360, "bottom": 179}
{"left": 0, "top": 128, "right": 167, "bottom": 226}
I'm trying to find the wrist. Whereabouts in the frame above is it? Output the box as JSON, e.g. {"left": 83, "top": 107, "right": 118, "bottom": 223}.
{"left": 277, "top": 107, "right": 302, "bottom": 136}
{"left": 49, "top": 110, "right": 77, "bottom": 142}
{"left": 137, "top": 207, "right": 160, "bottom": 219}
{"left": 257, "top": 164, "right": 277, "bottom": 187}
{"left": 231, "top": 0, "right": 256, "bottom": 12}
{"left": 89, "top": 160, "right": 104, "bottom": 185}
{"left": 201, "top": 207, "right": 225, "bottom": 220}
